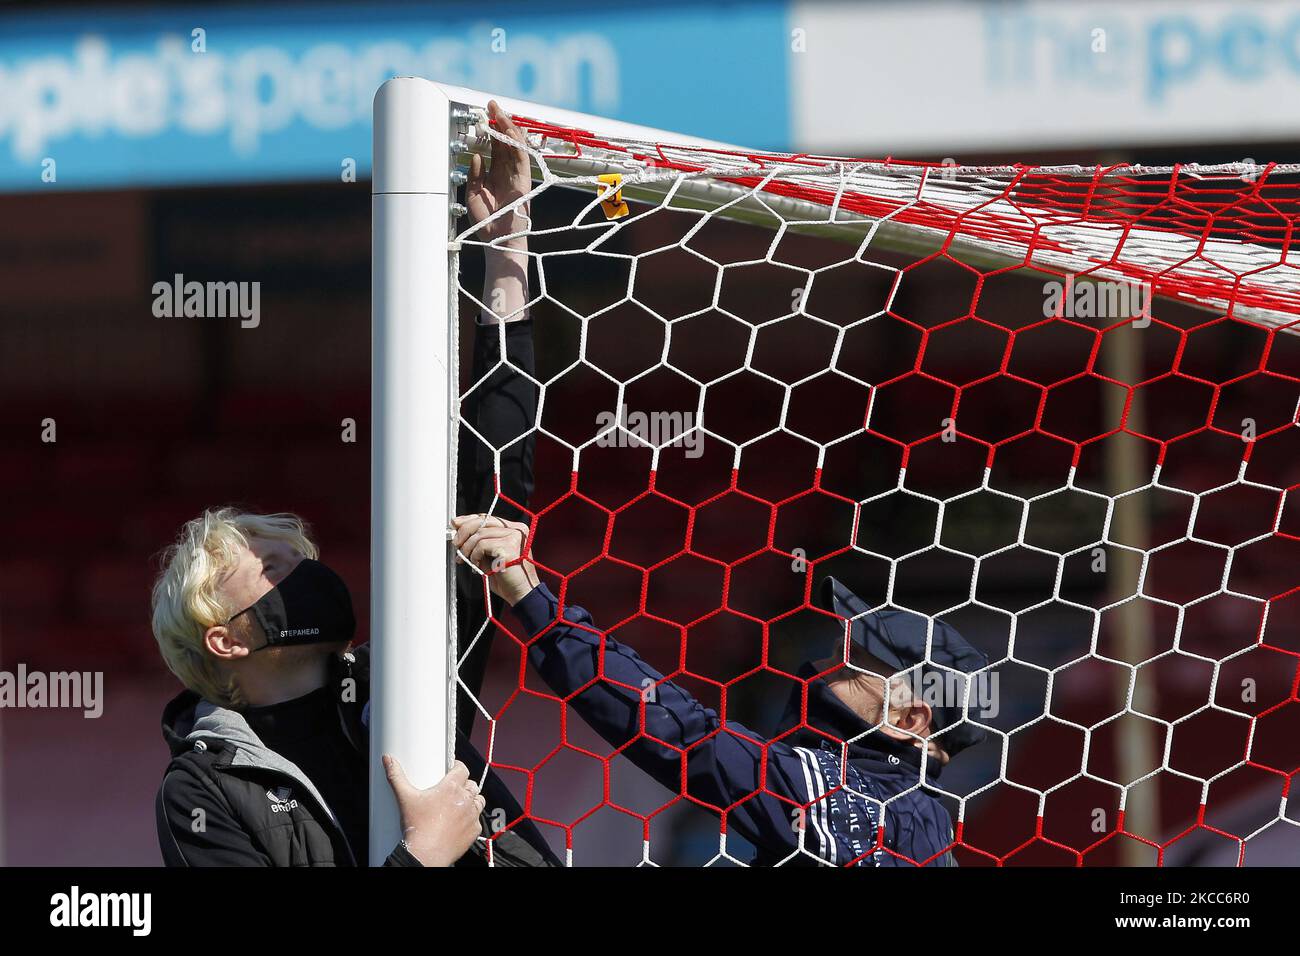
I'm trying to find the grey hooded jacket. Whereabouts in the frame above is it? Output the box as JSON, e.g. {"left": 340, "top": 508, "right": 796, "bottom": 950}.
{"left": 156, "top": 645, "right": 558, "bottom": 867}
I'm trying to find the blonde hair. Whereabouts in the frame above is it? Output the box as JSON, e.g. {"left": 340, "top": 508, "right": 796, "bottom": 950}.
{"left": 151, "top": 508, "right": 319, "bottom": 707}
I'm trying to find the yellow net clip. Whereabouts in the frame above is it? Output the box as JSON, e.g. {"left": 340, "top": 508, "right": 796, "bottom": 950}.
{"left": 596, "top": 173, "right": 630, "bottom": 220}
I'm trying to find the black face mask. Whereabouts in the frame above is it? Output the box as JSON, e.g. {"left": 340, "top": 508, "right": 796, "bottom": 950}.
{"left": 227, "top": 559, "right": 356, "bottom": 652}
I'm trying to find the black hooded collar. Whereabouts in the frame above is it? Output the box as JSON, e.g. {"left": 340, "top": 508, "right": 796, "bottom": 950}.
{"left": 161, "top": 686, "right": 206, "bottom": 757}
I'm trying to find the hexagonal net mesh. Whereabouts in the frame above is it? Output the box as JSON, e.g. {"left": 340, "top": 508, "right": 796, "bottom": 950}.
{"left": 451, "top": 111, "right": 1300, "bottom": 867}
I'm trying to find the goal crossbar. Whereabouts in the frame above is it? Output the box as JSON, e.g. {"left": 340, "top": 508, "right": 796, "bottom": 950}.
{"left": 445, "top": 81, "right": 1300, "bottom": 332}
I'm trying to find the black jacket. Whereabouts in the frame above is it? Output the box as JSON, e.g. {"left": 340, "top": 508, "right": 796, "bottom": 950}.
{"left": 155, "top": 644, "right": 559, "bottom": 867}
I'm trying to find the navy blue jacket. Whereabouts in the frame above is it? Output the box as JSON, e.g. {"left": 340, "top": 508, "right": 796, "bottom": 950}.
{"left": 511, "top": 583, "right": 961, "bottom": 866}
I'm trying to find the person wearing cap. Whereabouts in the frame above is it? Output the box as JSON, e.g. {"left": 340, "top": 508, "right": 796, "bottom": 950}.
{"left": 451, "top": 514, "right": 991, "bottom": 866}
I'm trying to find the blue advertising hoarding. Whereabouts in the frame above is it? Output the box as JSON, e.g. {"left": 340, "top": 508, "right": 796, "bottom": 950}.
{"left": 0, "top": 1, "right": 792, "bottom": 192}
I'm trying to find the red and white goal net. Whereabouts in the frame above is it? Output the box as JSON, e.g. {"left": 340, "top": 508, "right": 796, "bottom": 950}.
{"left": 446, "top": 94, "right": 1300, "bottom": 867}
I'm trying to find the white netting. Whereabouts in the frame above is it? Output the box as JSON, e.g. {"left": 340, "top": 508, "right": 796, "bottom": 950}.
{"left": 452, "top": 107, "right": 1300, "bottom": 866}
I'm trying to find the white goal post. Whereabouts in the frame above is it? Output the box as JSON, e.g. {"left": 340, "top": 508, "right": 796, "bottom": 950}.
{"left": 370, "top": 76, "right": 1300, "bottom": 867}
{"left": 369, "top": 78, "right": 455, "bottom": 863}
{"left": 368, "top": 77, "right": 748, "bottom": 863}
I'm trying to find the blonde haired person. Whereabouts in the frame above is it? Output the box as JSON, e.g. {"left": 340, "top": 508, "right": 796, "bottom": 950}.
{"left": 152, "top": 507, "right": 483, "bottom": 867}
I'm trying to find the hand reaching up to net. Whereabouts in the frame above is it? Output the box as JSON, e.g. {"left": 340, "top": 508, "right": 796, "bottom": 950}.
{"left": 466, "top": 100, "right": 532, "bottom": 247}
{"left": 466, "top": 101, "right": 531, "bottom": 323}
{"left": 451, "top": 514, "right": 539, "bottom": 606}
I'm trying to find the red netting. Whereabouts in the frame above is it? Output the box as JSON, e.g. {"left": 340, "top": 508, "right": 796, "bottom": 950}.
{"left": 511, "top": 116, "right": 1300, "bottom": 322}
{"left": 455, "top": 116, "right": 1300, "bottom": 866}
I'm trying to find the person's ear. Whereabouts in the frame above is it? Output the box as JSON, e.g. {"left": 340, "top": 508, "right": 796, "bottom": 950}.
{"left": 889, "top": 699, "right": 933, "bottom": 737}
{"left": 204, "top": 624, "right": 253, "bottom": 660}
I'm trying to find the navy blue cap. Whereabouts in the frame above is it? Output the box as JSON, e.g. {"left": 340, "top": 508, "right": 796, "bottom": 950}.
{"left": 816, "top": 577, "right": 989, "bottom": 756}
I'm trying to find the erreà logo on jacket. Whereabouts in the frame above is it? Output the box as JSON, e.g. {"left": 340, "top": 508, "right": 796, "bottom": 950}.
{"left": 267, "top": 787, "right": 300, "bottom": 813}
